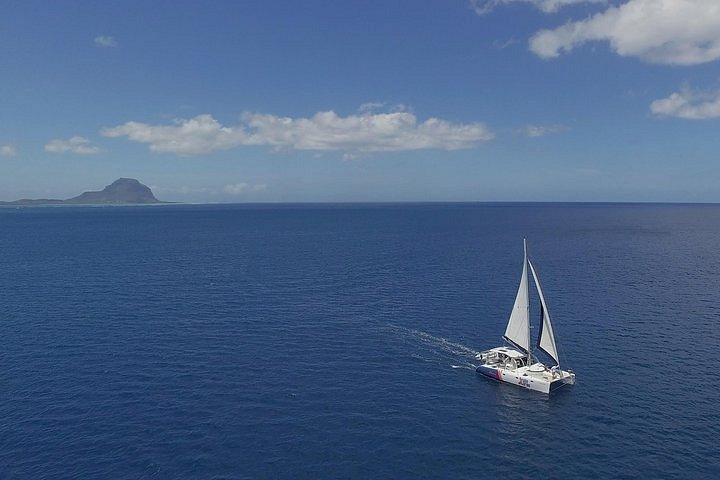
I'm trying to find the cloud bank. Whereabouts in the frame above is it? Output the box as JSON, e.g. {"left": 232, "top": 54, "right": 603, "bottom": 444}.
{"left": 103, "top": 115, "right": 245, "bottom": 155}
{"left": 650, "top": 87, "right": 720, "bottom": 119}
{"left": 471, "top": 0, "right": 604, "bottom": 15}
{"left": 45, "top": 136, "right": 103, "bottom": 155}
{"left": 102, "top": 110, "right": 494, "bottom": 155}
{"left": 529, "top": 0, "right": 720, "bottom": 65}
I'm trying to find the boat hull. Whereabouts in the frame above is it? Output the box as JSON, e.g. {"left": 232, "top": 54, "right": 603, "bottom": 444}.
{"left": 476, "top": 364, "right": 575, "bottom": 394}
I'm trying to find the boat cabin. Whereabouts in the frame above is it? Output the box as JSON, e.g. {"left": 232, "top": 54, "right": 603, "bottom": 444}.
{"left": 478, "top": 347, "right": 528, "bottom": 370}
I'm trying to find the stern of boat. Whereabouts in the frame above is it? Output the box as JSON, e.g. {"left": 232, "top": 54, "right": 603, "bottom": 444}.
{"left": 548, "top": 369, "right": 575, "bottom": 392}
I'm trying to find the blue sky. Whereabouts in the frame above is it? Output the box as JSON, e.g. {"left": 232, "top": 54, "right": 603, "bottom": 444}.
{"left": 1, "top": 0, "right": 719, "bottom": 202}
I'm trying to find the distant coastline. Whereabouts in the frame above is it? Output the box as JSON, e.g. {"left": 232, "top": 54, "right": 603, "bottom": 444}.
{"left": 0, "top": 178, "right": 169, "bottom": 206}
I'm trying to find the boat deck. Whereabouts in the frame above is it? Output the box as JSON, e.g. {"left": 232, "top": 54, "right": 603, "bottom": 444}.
{"left": 524, "top": 364, "right": 559, "bottom": 381}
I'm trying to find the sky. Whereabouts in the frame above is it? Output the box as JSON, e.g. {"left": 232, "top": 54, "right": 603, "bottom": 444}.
{"left": 1, "top": 0, "right": 719, "bottom": 203}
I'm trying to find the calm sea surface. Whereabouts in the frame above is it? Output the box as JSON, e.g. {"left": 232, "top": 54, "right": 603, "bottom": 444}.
{"left": 1, "top": 203, "right": 719, "bottom": 479}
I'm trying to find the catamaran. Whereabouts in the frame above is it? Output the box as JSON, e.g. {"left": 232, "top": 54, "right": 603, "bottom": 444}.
{"left": 476, "top": 240, "right": 575, "bottom": 393}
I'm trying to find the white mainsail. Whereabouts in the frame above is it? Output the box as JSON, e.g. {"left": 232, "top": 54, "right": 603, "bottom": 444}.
{"left": 528, "top": 260, "right": 560, "bottom": 366}
{"left": 503, "top": 244, "right": 530, "bottom": 353}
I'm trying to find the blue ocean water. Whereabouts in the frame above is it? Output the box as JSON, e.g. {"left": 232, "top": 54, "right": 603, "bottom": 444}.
{"left": 1, "top": 203, "right": 719, "bottom": 479}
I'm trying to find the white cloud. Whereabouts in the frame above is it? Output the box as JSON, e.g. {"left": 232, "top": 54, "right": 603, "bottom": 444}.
{"left": 94, "top": 35, "right": 118, "bottom": 48}
{"left": 224, "top": 183, "right": 268, "bottom": 195}
{"left": 243, "top": 110, "right": 494, "bottom": 152}
{"left": 525, "top": 124, "right": 569, "bottom": 137}
{"left": 0, "top": 144, "right": 16, "bottom": 156}
{"left": 102, "top": 115, "right": 247, "bottom": 155}
{"left": 530, "top": 0, "right": 720, "bottom": 65}
{"left": 45, "top": 136, "right": 103, "bottom": 155}
{"left": 224, "top": 182, "right": 249, "bottom": 194}
{"left": 102, "top": 109, "right": 494, "bottom": 156}
{"left": 650, "top": 87, "right": 720, "bottom": 119}
{"left": 471, "top": 0, "right": 604, "bottom": 15}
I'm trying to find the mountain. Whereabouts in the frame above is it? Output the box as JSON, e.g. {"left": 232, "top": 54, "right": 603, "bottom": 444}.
{"left": 64, "top": 178, "right": 160, "bottom": 204}
{"left": 0, "top": 178, "right": 164, "bottom": 205}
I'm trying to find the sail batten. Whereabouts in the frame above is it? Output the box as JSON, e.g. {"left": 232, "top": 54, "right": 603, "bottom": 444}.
{"left": 528, "top": 260, "right": 560, "bottom": 366}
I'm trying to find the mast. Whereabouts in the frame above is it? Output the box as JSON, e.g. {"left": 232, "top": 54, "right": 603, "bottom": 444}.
{"left": 524, "top": 238, "right": 532, "bottom": 366}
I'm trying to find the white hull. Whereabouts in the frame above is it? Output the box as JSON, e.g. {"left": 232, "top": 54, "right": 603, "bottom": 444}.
{"left": 475, "top": 347, "right": 575, "bottom": 394}
{"left": 476, "top": 362, "right": 575, "bottom": 393}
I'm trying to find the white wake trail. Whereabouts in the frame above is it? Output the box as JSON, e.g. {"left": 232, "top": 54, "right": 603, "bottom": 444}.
{"left": 383, "top": 324, "right": 482, "bottom": 369}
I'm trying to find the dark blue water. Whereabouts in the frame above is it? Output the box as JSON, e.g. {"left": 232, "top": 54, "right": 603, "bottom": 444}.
{"left": 1, "top": 203, "right": 718, "bottom": 479}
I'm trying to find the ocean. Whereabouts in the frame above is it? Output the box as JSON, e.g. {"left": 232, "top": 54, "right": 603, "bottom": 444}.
{"left": 1, "top": 203, "right": 718, "bottom": 479}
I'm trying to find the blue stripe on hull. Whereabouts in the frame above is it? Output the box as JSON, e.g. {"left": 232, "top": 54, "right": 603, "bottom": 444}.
{"left": 475, "top": 365, "right": 500, "bottom": 381}
{"left": 475, "top": 365, "right": 501, "bottom": 382}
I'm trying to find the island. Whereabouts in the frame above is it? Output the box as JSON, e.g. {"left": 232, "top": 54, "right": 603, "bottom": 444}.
{"left": 0, "top": 178, "right": 166, "bottom": 205}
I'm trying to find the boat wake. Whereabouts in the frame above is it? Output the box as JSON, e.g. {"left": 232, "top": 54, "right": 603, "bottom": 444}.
{"left": 383, "top": 324, "right": 481, "bottom": 370}
{"left": 450, "top": 364, "right": 476, "bottom": 370}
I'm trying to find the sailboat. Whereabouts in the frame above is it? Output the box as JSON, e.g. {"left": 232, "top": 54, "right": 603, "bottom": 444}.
{"left": 476, "top": 240, "right": 575, "bottom": 393}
